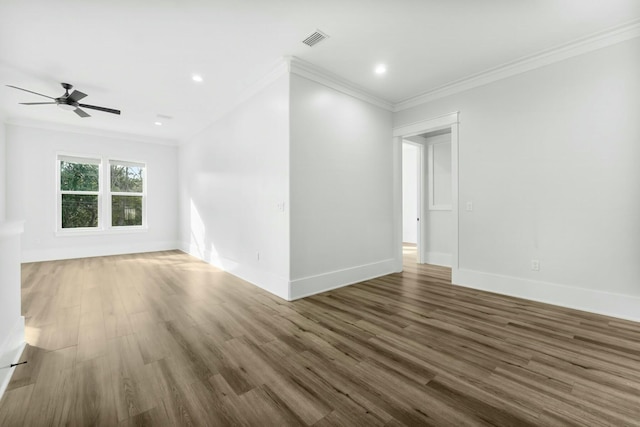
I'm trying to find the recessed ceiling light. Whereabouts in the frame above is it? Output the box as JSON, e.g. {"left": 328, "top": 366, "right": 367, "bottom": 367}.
{"left": 154, "top": 121, "right": 162, "bottom": 126}
{"left": 375, "top": 64, "right": 387, "bottom": 75}
{"left": 192, "top": 74, "right": 203, "bottom": 83}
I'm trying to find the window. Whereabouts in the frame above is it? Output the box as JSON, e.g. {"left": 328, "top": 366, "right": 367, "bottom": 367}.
{"left": 57, "top": 154, "right": 146, "bottom": 233}
{"left": 59, "top": 156, "right": 101, "bottom": 229}
{"left": 110, "top": 160, "right": 145, "bottom": 227}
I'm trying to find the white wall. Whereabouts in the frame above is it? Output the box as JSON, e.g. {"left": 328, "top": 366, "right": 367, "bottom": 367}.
{"left": 0, "top": 119, "right": 6, "bottom": 221}
{"left": 289, "top": 74, "right": 394, "bottom": 298}
{"left": 394, "top": 37, "right": 640, "bottom": 320}
{"left": 402, "top": 143, "right": 418, "bottom": 244}
{"left": 6, "top": 124, "right": 179, "bottom": 262}
{"left": 179, "top": 74, "right": 290, "bottom": 299}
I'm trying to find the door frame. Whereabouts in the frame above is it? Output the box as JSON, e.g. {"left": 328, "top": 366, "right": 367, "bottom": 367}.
{"left": 392, "top": 112, "right": 459, "bottom": 283}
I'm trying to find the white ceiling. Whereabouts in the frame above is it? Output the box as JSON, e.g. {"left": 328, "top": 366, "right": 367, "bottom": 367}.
{"left": 1, "top": 0, "right": 639, "bottom": 143}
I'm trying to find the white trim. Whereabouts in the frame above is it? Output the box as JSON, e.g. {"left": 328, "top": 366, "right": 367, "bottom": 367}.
{"left": 287, "top": 56, "right": 394, "bottom": 111}
{"left": 450, "top": 123, "right": 459, "bottom": 274}
{"left": 416, "top": 142, "right": 425, "bottom": 264}
{"left": 0, "top": 317, "right": 26, "bottom": 402}
{"left": 456, "top": 268, "right": 640, "bottom": 323}
{"left": 54, "top": 226, "right": 148, "bottom": 237}
{"left": 5, "top": 118, "right": 179, "bottom": 146}
{"left": 58, "top": 155, "right": 101, "bottom": 165}
{"left": 21, "top": 240, "right": 180, "bottom": 263}
{"left": 109, "top": 159, "right": 145, "bottom": 169}
{"left": 289, "top": 258, "right": 397, "bottom": 301}
{"left": 181, "top": 242, "right": 289, "bottom": 300}
{"left": 393, "top": 112, "right": 459, "bottom": 137}
{"left": 424, "top": 252, "right": 452, "bottom": 268}
{"left": 395, "top": 19, "right": 640, "bottom": 111}
{"left": 392, "top": 136, "right": 404, "bottom": 272}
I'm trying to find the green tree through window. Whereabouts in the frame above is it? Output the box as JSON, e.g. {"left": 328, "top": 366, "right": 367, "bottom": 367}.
{"left": 57, "top": 156, "right": 146, "bottom": 231}
{"left": 59, "top": 159, "right": 100, "bottom": 229}
{"left": 110, "top": 162, "right": 144, "bottom": 227}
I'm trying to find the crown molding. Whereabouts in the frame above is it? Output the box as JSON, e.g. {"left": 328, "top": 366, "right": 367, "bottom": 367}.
{"left": 180, "top": 58, "right": 291, "bottom": 145}
{"left": 183, "top": 19, "right": 640, "bottom": 144}
{"left": 239, "top": 58, "right": 290, "bottom": 107}
{"left": 180, "top": 56, "right": 394, "bottom": 145}
{"left": 393, "top": 112, "right": 459, "bottom": 138}
{"left": 4, "top": 117, "right": 180, "bottom": 147}
{"left": 287, "top": 56, "right": 394, "bottom": 111}
{"left": 394, "top": 19, "right": 640, "bottom": 112}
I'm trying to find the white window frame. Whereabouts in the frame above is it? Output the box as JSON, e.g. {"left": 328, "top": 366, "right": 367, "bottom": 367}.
{"left": 107, "top": 159, "right": 147, "bottom": 230}
{"left": 56, "top": 153, "right": 148, "bottom": 236}
{"left": 56, "top": 154, "right": 103, "bottom": 233}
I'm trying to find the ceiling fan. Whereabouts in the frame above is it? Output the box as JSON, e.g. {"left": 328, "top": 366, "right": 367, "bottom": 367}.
{"left": 6, "top": 82, "right": 121, "bottom": 117}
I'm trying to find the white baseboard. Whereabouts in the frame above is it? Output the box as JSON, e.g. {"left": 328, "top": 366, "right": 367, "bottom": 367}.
{"left": 289, "top": 258, "right": 397, "bottom": 301}
{"left": 0, "top": 316, "right": 26, "bottom": 401}
{"left": 181, "top": 243, "right": 289, "bottom": 300}
{"left": 21, "top": 240, "right": 181, "bottom": 263}
{"left": 456, "top": 268, "right": 640, "bottom": 323}
{"left": 424, "top": 252, "right": 452, "bottom": 267}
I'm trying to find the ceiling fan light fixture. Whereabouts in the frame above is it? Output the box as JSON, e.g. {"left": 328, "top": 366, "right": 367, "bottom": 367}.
{"left": 57, "top": 103, "right": 76, "bottom": 111}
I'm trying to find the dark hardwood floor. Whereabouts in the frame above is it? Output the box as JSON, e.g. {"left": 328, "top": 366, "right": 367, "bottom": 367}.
{"left": 1, "top": 246, "right": 639, "bottom": 426}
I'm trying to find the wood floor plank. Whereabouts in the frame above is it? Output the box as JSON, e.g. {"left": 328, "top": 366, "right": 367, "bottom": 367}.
{"left": 0, "top": 384, "right": 34, "bottom": 427}
{"left": 21, "top": 346, "right": 77, "bottom": 426}
{"left": 1, "top": 246, "right": 639, "bottom": 426}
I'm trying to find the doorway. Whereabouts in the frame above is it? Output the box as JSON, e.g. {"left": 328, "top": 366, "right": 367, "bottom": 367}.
{"left": 401, "top": 141, "right": 421, "bottom": 260}
{"left": 393, "top": 112, "right": 459, "bottom": 283}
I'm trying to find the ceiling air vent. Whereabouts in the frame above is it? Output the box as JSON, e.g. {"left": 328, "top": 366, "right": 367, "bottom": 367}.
{"left": 302, "top": 30, "right": 329, "bottom": 47}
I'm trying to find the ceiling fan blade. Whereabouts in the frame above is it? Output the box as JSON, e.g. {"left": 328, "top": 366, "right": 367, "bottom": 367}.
{"left": 74, "top": 108, "right": 90, "bottom": 118}
{"left": 67, "top": 90, "right": 87, "bottom": 102}
{"left": 79, "top": 103, "right": 121, "bottom": 115}
{"left": 6, "top": 85, "right": 55, "bottom": 99}
{"left": 20, "top": 102, "right": 57, "bottom": 105}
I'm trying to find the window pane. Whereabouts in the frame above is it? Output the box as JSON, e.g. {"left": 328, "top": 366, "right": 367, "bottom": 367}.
{"left": 60, "top": 161, "right": 99, "bottom": 191}
{"left": 112, "top": 195, "right": 143, "bottom": 226}
{"left": 111, "top": 164, "right": 143, "bottom": 192}
{"left": 62, "top": 194, "right": 99, "bottom": 228}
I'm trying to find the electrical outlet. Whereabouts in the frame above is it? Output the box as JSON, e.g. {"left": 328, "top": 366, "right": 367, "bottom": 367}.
{"left": 531, "top": 260, "right": 540, "bottom": 271}
{"left": 466, "top": 201, "right": 473, "bottom": 211}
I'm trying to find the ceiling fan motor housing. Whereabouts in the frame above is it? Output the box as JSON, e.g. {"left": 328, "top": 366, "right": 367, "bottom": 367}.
{"left": 56, "top": 96, "right": 79, "bottom": 111}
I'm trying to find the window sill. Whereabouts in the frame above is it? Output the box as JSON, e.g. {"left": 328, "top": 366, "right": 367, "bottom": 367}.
{"left": 55, "top": 226, "right": 148, "bottom": 237}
